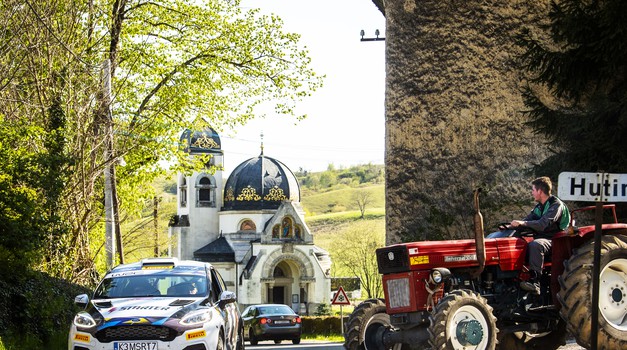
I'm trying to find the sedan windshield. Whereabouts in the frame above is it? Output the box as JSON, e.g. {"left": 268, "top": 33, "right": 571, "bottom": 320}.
{"left": 94, "top": 274, "right": 208, "bottom": 298}
{"left": 258, "top": 305, "right": 295, "bottom": 315}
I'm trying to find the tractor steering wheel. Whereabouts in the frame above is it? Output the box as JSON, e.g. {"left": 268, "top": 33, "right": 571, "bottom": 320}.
{"left": 497, "top": 222, "right": 538, "bottom": 237}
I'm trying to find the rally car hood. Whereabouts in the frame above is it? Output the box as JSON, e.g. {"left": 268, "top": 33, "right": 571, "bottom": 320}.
{"left": 84, "top": 296, "right": 210, "bottom": 333}
{"left": 92, "top": 297, "right": 202, "bottom": 319}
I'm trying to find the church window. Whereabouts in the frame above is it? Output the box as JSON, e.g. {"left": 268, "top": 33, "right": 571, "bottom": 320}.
{"left": 273, "top": 266, "right": 286, "bottom": 277}
{"left": 295, "top": 224, "right": 302, "bottom": 239}
{"left": 240, "top": 219, "right": 256, "bottom": 232}
{"left": 179, "top": 177, "right": 187, "bottom": 208}
{"left": 281, "top": 217, "right": 293, "bottom": 238}
{"left": 196, "top": 175, "right": 216, "bottom": 207}
{"left": 272, "top": 225, "right": 280, "bottom": 239}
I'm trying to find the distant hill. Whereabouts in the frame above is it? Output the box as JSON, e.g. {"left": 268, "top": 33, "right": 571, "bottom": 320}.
{"left": 295, "top": 163, "right": 384, "bottom": 216}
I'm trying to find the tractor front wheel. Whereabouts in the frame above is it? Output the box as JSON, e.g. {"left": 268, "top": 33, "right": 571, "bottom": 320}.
{"left": 558, "top": 233, "right": 627, "bottom": 350}
{"left": 344, "top": 298, "right": 405, "bottom": 350}
{"left": 429, "top": 289, "right": 498, "bottom": 350}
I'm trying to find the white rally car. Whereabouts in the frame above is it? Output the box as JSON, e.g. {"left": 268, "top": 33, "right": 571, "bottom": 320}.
{"left": 68, "top": 258, "right": 244, "bottom": 350}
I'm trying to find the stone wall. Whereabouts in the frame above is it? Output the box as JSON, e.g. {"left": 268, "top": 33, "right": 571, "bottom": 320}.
{"left": 382, "top": 0, "right": 552, "bottom": 244}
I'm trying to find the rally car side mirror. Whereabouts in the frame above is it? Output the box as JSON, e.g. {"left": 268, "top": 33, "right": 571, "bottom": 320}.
{"left": 74, "top": 294, "right": 89, "bottom": 308}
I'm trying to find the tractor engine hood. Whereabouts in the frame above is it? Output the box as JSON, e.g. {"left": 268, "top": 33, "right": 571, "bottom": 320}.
{"left": 376, "top": 237, "right": 527, "bottom": 275}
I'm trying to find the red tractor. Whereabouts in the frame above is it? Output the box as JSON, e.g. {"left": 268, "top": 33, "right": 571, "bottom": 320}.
{"left": 344, "top": 190, "right": 627, "bottom": 349}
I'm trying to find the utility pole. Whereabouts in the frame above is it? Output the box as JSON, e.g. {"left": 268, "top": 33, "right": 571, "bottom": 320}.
{"left": 103, "top": 59, "right": 115, "bottom": 270}
{"left": 154, "top": 196, "right": 160, "bottom": 257}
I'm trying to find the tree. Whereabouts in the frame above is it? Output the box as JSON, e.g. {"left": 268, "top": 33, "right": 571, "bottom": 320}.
{"left": 518, "top": 0, "right": 627, "bottom": 177}
{"left": 0, "top": 0, "right": 323, "bottom": 282}
{"left": 330, "top": 220, "right": 385, "bottom": 299}
{"left": 353, "top": 190, "right": 372, "bottom": 219}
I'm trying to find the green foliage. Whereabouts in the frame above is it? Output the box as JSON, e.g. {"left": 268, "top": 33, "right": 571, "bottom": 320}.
{"left": 313, "top": 303, "right": 332, "bottom": 316}
{"left": 0, "top": 117, "right": 52, "bottom": 267}
{"left": 0, "top": 270, "right": 89, "bottom": 350}
{"left": 301, "top": 316, "right": 345, "bottom": 335}
{"left": 0, "top": 0, "right": 322, "bottom": 283}
{"left": 321, "top": 219, "right": 385, "bottom": 299}
{"left": 518, "top": 0, "right": 627, "bottom": 176}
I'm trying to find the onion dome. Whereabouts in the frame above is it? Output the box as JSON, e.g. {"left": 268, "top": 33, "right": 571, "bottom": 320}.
{"left": 223, "top": 154, "right": 300, "bottom": 211}
{"left": 180, "top": 127, "right": 221, "bottom": 154}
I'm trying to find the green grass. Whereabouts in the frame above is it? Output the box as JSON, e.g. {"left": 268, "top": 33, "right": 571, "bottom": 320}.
{"left": 301, "top": 184, "right": 384, "bottom": 216}
{"left": 302, "top": 333, "right": 345, "bottom": 342}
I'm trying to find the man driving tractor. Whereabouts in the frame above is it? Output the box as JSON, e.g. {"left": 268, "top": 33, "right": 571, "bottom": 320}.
{"left": 510, "top": 176, "right": 571, "bottom": 294}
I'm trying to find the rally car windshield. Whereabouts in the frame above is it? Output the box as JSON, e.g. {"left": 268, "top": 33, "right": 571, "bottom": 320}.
{"left": 93, "top": 274, "right": 208, "bottom": 299}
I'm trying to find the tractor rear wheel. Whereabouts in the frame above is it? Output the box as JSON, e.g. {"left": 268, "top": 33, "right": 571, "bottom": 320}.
{"left": 496, "top": 320, "right": 566, "bottom": 350}
{"left": 429, "top": 289, "right": 497, "bottom": 350}
{"left": 558, "top": 233, "right": 627, "bottom": 350}
{"left": 344, "top": 298, "right": 406, "bottom": 350}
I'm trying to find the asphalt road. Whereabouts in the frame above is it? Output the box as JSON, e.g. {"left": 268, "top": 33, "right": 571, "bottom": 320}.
{"left": 245, "top": 339, "right": 586, "bottom": 349}
{"left": 245, "top": 340, "right": 343, "bottom": 349}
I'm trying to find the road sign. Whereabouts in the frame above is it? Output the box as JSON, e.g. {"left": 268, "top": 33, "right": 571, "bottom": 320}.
{"left": 558, "top": 172, "right": 627, "bottom": 202}
{"left": 331, "top": 286, "right": 351, "bottom": 305}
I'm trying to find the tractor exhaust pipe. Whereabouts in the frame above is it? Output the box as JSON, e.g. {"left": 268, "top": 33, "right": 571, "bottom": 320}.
{"left": 473, "top": 188, "right": 486, "bottom": 277}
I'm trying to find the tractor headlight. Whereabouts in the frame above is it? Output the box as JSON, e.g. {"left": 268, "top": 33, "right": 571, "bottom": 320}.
{"left": 429, "top": 268, "right": 451, "bottom": 284}
{"left": 431, "top": 270, "right": 443, "bottom": 283}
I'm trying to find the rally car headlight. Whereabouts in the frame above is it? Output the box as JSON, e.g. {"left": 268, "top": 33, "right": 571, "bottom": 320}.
{"left": 180, "top": 309, "right": 212, "bottom": 326}
{"left": 74, "top": 311, "right": 96, "bottom": 328}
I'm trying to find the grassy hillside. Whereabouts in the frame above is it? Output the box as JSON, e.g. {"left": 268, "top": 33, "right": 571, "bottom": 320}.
{"left": 301, "top": 184, "right": 384, "bottom": 216}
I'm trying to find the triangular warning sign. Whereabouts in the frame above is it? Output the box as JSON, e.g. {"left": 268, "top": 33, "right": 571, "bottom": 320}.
{"left": 331, "top": 286, "right": 351, "bottom": 305}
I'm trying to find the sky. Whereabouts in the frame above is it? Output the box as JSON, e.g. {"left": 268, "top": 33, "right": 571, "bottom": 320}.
{"left": 221, "top": 0, "right": 386, "bottom": 174}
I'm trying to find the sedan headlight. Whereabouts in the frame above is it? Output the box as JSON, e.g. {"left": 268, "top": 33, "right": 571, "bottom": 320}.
{"left": 180, "top": 309, "right": 212, "bottom": 326}
{"left": 74, "top": 311, "right": 96, "bottom": 328}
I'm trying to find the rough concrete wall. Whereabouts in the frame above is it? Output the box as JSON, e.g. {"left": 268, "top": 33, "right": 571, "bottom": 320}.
{"left": 384, "top": 0, "right": 551, "bottom": 244}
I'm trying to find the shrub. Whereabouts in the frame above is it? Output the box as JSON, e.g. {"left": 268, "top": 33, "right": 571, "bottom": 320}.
{"left": 314, "top": 303, "right": 331, "bottom": 316}
{"left": 0, "top": 270, "right": 89, "bottom": 349}
{"left": 301, "top": 316, "right": 346, "bottom": 335}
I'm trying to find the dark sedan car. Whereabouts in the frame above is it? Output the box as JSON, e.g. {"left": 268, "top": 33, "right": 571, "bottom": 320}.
{"left": 242, "top": 304, "right": 301, "bottom": 345}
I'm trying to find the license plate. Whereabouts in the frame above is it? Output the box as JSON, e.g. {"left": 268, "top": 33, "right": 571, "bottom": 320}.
{"left": 274, "top": 320, "right": 290, "bottom": 324}
{"left": 113, "top": 341, "right": 158, "bottom": 350}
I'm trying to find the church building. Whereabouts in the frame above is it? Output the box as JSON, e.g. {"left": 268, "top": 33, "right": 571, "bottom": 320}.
{"left": 169, "top": 127, "right": 332, "bottom": 314}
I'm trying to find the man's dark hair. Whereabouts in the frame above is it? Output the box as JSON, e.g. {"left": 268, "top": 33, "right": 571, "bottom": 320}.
{"left": 532, "top": 176, "right": 552, "bottom": 196}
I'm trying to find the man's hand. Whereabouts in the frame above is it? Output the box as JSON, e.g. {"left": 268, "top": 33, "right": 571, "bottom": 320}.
{"left": 510, "top": 220, "right": 526, "bottom": 228}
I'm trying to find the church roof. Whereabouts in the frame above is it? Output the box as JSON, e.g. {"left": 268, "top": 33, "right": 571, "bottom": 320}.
{"left": 222, "top": 154, "right": 300, "bottom": 211}
{"left": 180, "top": 127, "right": 222, "bottom": 154}
{"left": 193, "top": 236, "right": 235, "bottom": 263}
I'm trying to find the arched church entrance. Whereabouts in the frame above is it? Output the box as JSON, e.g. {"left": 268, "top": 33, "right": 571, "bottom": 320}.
{"left": 267, "top": 260, "right": 296, "bottom": 305}
{"left": 262, "top": 249, "right": 317, "bottom": 314}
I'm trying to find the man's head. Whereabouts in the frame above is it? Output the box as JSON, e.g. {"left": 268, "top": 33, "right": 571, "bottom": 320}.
{"left": 531, "top": 176, "right": 552, "bottom": 202}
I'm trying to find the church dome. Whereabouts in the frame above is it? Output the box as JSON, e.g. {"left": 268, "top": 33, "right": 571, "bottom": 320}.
{"left": 223, "top": 154, "right": 300, "bottom": 211}
{"left": 180, "top": 127, "right": 221, "bottom": 154}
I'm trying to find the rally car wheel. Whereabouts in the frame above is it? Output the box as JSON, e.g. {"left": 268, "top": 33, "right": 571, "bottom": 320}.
{"left": 429, "top": 289, "right": 497, "bottom": 350}
{"left": 344, "top": 298, "right": 406, "bottom": 350}
{"left": 558, "top": 233, "right": 627, "bottom": 350}
{"left": 217, "top": 331, "right": 225, "bottom": 350}
{"left": 236, "top": 325, "right": 244, "bottom": 350}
